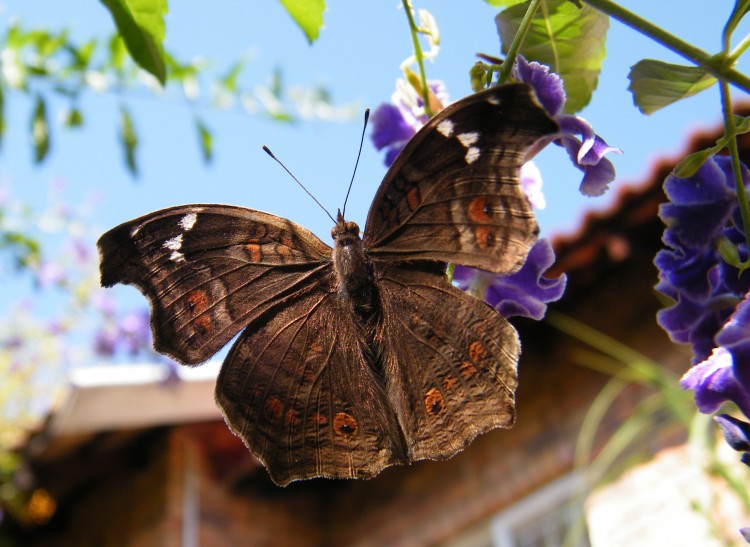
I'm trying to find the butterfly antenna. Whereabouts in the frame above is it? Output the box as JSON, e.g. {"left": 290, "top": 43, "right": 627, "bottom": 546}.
{"left": 341, "top": 108, "right": 370, "bottom": 219}
{"left": 262, "top": 145, "right": 336, "bottom": 224}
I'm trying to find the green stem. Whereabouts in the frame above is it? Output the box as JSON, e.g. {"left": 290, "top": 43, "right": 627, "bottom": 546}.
{"left": 729, "top": 33, "right": 750, "bottom": 64}
{"left": 582, "top": 0, "right": 750, "bottom": 94}
{"left": 402, "top": 0, "right": 432, "bottom": 118}
{"left": 720, "top": 79, "right": 750, "bottom": 272}
{"left": 718, "top": 17, "right": 750, "bottom": 272}
{"left": 497, "top": 0, "right": 541, "bottom": 84}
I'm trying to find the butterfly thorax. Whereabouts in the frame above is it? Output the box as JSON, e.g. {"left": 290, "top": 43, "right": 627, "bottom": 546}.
{"left": 331, "top": 216, "right": 376, "bottom": 317}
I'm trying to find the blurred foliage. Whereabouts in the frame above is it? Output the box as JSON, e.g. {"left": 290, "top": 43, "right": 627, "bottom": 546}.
{"left": 0, "top": 21, "right": 356, "bottom": 177}
{"left": 547, "top": 312, "right": 750, "bottom": 547}
{"left": 0, "top": 181, "right": 171, "bottom": 529}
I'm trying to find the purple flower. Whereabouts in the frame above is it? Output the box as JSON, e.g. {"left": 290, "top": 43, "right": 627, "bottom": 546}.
{"left": 520, "top": 162, "right": 546, "bottom": 210}
{"left": 94, "top": 328, "right": 118, "bottom": 357}
{"left": 36, "top": 261, "right": 65, "bottom": 288}
{"left": 714, "top": 414, "right": 750, "bottom": 452}
{"left": 92, "top": 308, "right": 155, "bottom": 358}
{"left": 119, "top": 309, "right": 152, "bottom": 354}
{"left": 680, "top": 347, "right": 750, "bottom": 417}
{"left": 454, "top": 239, "right": 567, "bottom": 320}
{"left": 715, "top": 292, "right": 750, "bottom": 402}
{"left": 370, "top": 79, "right": 448, "bottom": 167}
{"left": 371, "top": 104, "right": 417, "bottom": 167}
{"left": 657, "top": 154, "right": 750, "bottom": 466}
{"left": 512, "top": 56, "right": 621, "bottom": 197}
{"left": 93, "top": 292, "right": 117, "bottom": 317}
{"left": 655, "top": 155, "right": 750, "bottom": 364}
{"left": 660, "top": 158, "right": 737, "bottom": 248}
{"left": 72, "top": 238, "right": 91, "bottom": 263}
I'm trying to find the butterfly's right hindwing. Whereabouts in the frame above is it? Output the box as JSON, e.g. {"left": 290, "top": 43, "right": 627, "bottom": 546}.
{"left": 97, "top": 205, "right": 332, "bottom": 365}
{"left": 376, "top": 262, "right": 519, "bottom": 462}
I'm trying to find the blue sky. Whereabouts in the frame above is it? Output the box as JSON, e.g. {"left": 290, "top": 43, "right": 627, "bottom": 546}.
{"left": 2, "top": 1, "right": 750, "bottom": 256}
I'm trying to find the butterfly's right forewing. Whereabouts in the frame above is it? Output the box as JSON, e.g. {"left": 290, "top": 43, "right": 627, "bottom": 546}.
{"left": 364, "top": 84, "right": 558, "bottom": 275}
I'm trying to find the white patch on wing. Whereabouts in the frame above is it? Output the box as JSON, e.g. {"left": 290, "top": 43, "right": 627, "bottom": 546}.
{"left": 437, "top": 119, "right": 455, "bottom": 137}
{"left": 465, "top": 147, "right": 480, "bottom": 164}
{"left": 486, "top": 96, "right": 500, "bottom": 105}
{"left": 130, "top": 224, "right": 142, "bottom": 237}
{"left": 457, "top": 132, "right": 480, "bottom": 148}
{"left": 164, "top": 234, "right": 186, "bottom": 262}
{"left": 179, "top": 212, "right": 198, "bottom": 231}
{"left": 164, "top": 234, "right": 183, "bottom": 251}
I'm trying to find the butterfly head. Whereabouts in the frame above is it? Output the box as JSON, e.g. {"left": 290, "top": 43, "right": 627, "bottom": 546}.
{"left": 332, "top": 210, "right": 361, "bottom": 246}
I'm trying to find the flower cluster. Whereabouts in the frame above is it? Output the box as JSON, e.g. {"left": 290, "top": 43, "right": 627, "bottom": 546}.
{"left": 92, "top": 293, "right": 162, "bottom": 360}
{"left": 93, "top": 303, "right": 152, "bottom": 358}
{"left": 655, "top": 154, "right": 750, "bottom": 462}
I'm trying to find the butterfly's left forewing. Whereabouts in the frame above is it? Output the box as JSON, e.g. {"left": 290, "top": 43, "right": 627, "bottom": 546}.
{"left": 97, "top": 205, "right": 332, "bottom": 364}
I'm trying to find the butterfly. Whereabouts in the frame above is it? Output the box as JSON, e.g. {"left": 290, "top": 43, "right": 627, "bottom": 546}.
{"left": 98, "top": 83, "right": 557, "bottom": 486}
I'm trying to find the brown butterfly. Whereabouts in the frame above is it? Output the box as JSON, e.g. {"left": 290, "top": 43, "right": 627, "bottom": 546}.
{"left": 98, "top": 83, "right": 557, "bottom": 486}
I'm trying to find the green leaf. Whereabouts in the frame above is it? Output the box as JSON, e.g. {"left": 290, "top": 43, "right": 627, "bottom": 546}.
{"left": 717, "top": 235, "right": 743, "bottom": 269}
{"left": 278, "top": 0, "right": 325, "bottom": 44}
{"left": 195, "top": 117, "right": 213, "bottom": 163}
{"left": 674, "top": 115, "right": 750, "bottom": 177}
{"left": 0, "top": 86, "right": 5, "bottom": 150}
{"left": 118, "top": 106, "right": 138, "bottom": 175}
{"left": 64, "top": 107, "right": 84, "bottom": 128}
{"left": 628, "top": 60, "right": 717, "bottom": 115}
{"left": 496, "top": 0, "right": 609, "bottom": 113}
{"left": 107, "top": 34, "right": 128, "bottom": 73}
{"left": 1, "top": 232, "right": 41, "bottom": 268}
{"left": 99, "top": 0, "right": 168, "bottom": 85}
{"left": 31, "top": 96, "right": 50, "bottom": 163}
{"left": 67, "top": 39, "right": 98, "bottom": 71}
{"left": 220, "top": 60, "right": 245, "bottom": 93}
{"left": 270, "top": 66, "right": 283, "bottom": 98}
{"left": 32, "top": 29, "right": 69, "bottom": 58}
{"left": 485, "top": 0, "right": 527, "bottom": 6}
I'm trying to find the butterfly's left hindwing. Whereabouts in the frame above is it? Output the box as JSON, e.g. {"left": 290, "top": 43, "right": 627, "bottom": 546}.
{"left": 97, "top": 205, "right": 332, "bottom": 364}
{"left": 215, "top": 287, "right": 407, "bottom": 486}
